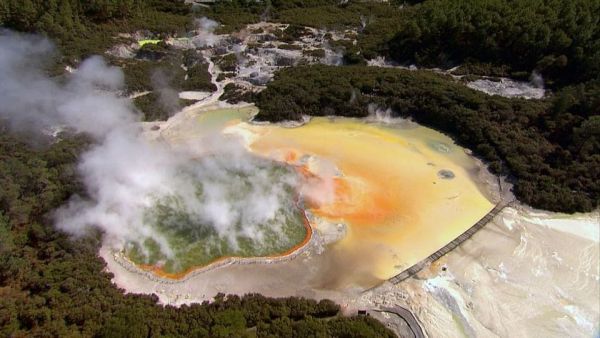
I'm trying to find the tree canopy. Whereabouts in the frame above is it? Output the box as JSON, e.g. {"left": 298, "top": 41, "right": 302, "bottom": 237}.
{"left": 384, "top": 0, "right": 600, "bottom": 86}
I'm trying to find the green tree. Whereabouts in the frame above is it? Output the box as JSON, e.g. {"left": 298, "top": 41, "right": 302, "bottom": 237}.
{"left": 11, "top": 0, "right": 38, "bottom": 30}
{"left": 58, "top": 0, "right": 74, "bottom": 31}
{"left": 573, "top": 116, "right": 600, "bottom": 156}
{"left": 0, "top": 0, "right": 9, "bottom": 25}
{"left": 292, "top": 316, "right": 328, "bottom": 338}
{"left": 210, "top": 309, "right": 247, "bottom": 338}
{"left": 97, "top": 308, "right": 150, "bottom": 338}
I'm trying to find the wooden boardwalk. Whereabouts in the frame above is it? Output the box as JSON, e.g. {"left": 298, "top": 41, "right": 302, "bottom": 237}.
{"left": 387, "top": 201, "right": 512, "bottom": 285}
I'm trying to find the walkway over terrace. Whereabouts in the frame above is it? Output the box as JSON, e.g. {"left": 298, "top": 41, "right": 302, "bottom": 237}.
{"left": 388, "top": 201, "right": 513, "bottom": 285}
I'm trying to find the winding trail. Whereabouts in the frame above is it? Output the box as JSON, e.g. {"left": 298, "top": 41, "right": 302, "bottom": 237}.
{"left": 375, "top": 307, "right": 425, "bottom": 338}
{"left": 154, "top": 50, "right": 230, "bottom": 136}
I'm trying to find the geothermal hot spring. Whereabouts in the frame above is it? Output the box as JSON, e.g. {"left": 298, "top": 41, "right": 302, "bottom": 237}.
{"left": 123, "top": 105, "right": 494, "bottom": 289}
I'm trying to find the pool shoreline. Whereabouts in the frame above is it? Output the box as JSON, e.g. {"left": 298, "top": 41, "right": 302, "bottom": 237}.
{"left": 117, "top": 195, "right": 316, "bottom": 282}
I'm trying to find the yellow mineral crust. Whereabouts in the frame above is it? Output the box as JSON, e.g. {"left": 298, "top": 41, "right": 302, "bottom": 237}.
{"left": 232, "top": 117, "right": 494, "bottom": 280}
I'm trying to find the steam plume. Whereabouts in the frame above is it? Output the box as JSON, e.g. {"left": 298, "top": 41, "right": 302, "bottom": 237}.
{"left": 151, "top": 68, "right": 181, "bottom": 116}
{"left": 192, "top": 17, "right": 220, "bottom": 48}
{"left": 0, "top": 31, "right": 300, "bottom": 259}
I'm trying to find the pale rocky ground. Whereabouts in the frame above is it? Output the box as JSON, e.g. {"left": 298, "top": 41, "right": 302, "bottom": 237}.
{"left": 107, "top": 21, "right": 348, "bottom": 109}
{"left": 367, "top": 56, "right": 546, "bottom": 100}
{"left": 108, "top": 19, "right": 544, "bottom": 105}
{"left": 466, "top": 78, "right": 545, "bottom": 99}
{"left": 357, "top": 206, "right": 599, "bottom": 338}
{"left": 204, "top": 22, "right": 344, "bottom": 90}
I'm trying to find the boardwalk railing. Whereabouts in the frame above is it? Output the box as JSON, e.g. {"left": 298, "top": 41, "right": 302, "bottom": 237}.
{"left": 386, "top": 201, "right": 512, "bottom": 285}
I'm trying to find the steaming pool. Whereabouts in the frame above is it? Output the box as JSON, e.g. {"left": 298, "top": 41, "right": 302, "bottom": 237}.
{"left": 126, "top": 161, "right": 310, "bottom": 278}
{"left": 130, "top": 105, "right": 494, "bottom": 288}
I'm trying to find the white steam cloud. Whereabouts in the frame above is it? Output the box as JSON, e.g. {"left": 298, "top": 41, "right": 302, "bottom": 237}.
{"left": 192, "top": 17, "right": 220, "bottom": 48}
{"left": 530, "top": 71, "right": 544, "bottom": 89}
{"left": 151, "top": 68, "right": 180, "bottom": 116}
{"left": 0, "top": 31, "right": 300, "bottom": 258}
{"left": 367, "top": 103, "right": 395, "bottom": 124}
{"left": 0, "top": 33, "right": 133, "bottom": 137}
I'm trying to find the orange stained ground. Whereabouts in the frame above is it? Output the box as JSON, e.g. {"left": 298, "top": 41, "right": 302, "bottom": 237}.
{"left": 233, "top": 117, "right": 494, "bottom": 281}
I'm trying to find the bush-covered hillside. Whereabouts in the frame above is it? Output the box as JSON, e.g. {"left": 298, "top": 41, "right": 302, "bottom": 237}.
{"left": 383, "top": 0, "right": 600, "bottom": 87}
{"left": 0, "top": 0, "right": 193, "bottom": 61}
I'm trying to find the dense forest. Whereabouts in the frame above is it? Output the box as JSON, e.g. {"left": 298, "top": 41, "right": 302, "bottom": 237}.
{"left": 196, "top": 0, "right": 406, "bottom": 33}
{"left": 0, "top": 131, "right": 395, "bottom": 337}
{"left": 383, "top": 0, "right": 600, "bottom": 87}
{"left": 255, "top": 65, "right": 599, "bottom": 213}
